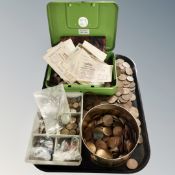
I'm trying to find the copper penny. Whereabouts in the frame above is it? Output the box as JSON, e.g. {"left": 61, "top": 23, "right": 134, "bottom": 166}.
{"left": 126, "top": 158, "right": 138, "bottom": 169}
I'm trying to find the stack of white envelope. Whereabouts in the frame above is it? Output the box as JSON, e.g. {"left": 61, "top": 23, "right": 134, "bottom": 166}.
{"left": 43, "top": 39, "right": 113, "bottom": 84}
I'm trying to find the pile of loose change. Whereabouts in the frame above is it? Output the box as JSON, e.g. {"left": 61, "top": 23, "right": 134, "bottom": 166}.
{"left": 83, "top": 114, "right": 137, "bottom": 159}
{"left": 60, "top": 114, "right": 80, "bottom": 135}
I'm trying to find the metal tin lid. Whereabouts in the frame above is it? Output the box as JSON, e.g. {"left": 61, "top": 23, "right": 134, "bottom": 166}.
{"left": 47, "top": 1, "right": 118, "bottom": 51}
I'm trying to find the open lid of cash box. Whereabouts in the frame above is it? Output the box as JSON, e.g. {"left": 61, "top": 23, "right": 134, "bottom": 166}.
{"left": 47, "top": 1, "right": 118, "bottom": 51}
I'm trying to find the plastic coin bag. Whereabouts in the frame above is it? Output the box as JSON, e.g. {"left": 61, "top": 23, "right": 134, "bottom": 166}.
{"left": 53, "top": 137, "right": 81, "bottom": 161}
{"left": 30, "top": 137, "right": 54, "bottom": 161}
{"left": 34, "top": 84, "right": 70, "bottom": 134}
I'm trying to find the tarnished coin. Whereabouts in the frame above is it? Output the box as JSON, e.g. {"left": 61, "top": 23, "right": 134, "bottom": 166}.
{"left": 118, "top": 80, "right": 124, "bottom": 88}
{"left": 116, "top": 58, "right": 125, "bottom": 64}
{"left": 72, "top": 102, "right": 79, "bottom": 109}
{"left": 70, "top": 108, "right": 77, "bottom": 113}
{"left": 126, "top": 158, "right": 138, "bottom": 169}
{"left": 113, "top": 126, "right": 123, "bottom": 136}
{"left": 126, "top": 67, "right": 133, "bottom": 75}
{"left": 103, "top": 127, "right": 113, "bottom": 136}
{"left": 127, "top": 76, "right": 134, "bottom": 82}
{"left": 70, "top": 116, "right": 77, "bottom": 123}
{"left": 96, "top": 149, "right": 113, "bottom": 159}
{"left": 107, "top": 95, "right": 118, "bottom": 104}
{"left": 66, "top": 123, "right": 77, "bottom": 130}
{"left": 93, "top": 127, "right": 104, "bottom": 140}
{"left": 69, "top": 129, "right": 77, "bottom": 135}
{"left": 130, "top": 87, "right": 136, "bottom": 92}
{"left": 118, "top": 96, "right": 128, "bottom": 103}
{"left": 125, "top": 140, "right": 134, "bottom": 152}
{"left": 122, "top": 88, "right": 130, "bottom": 95}
{"left": 123, "top": 62, "right": 130, "bottom": 68}
{"left": 130, "top": 93, "right": 136, "bottom": 101}
{"left": 103, "top": 114, "right": 113, "bottom": 126}
{"left": 86, "top": 142, "right": 96, "bottom": 154}
{"left": 107, "top": 136, "right": 121, "bottom": 148}
{"left": 60, "top": 128, "right": 69, "bottom": 135}
{"left": 130, "top": 82, "right": 135, "bottom": 88}
{"left": 95, "top": 140, "right": 108, "bottom": 150}
{"left": 129, "top": 107, "right": 139, "bottom": 118}
{"left": 84, "top": 127, "right": 93, "bottom": 140}
{"left": 118, "top": 74, "right": 127, "bottom": 81}
{"left": 116, "top": 90, "right": 122, "bottom": 97}
{"left": 122, "top": 101, "right": 132, "bottom": 110}
{"left": 122, "top": 93, "right": 132, "bottom": 101}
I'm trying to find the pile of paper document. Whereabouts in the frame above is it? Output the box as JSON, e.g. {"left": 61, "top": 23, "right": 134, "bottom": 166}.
{"left": 43, "top": 39, "right": 113, "bottom": 84}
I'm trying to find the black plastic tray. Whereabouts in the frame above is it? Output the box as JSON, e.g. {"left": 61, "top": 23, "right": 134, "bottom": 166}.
{"left": 35, "top": 55, "right": 150, "bottom": 173}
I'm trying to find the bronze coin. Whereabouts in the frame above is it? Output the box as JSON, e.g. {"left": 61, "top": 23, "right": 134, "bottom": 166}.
{"left": 103, "top": 114, "right": 113, "bottom": 126}
{"left": 113, "top": 126, "right": 123, "bottom": 136}
{"left": 130, "top": 82, "right": 135, "bottom": 88}
{"left": 126, "top": 158, "right": 138, "bottom": 169}
{"left": 70, "top": 116, "right": 77, "bottom": 123}
{"left": 86, "top": 142, "right": 96, "bottom": 154}
{"left": 69, "top": 129, "right": 77, "bottom": 135}
{"left": 107, "top": 136, "right": 121, "bottom": 148}
{"left": 127, "top": 76, "right": 134, "bottom": 82}
{"left": 60, "top": 128, "right": 69, "bottom": 135}
{"left": 107, "top": 95, "right": 118, "bottom": 104}
{"left": 72, "top": 102, "right": 79, "bottom": 109}
{"left": 96, "top": 149, "right": 113, "bottom": 159}
{"left": 118, "top": 74, "right": 127, "bottom": 81}
{"left": 126, "top": 67, "right": 133, "bottom": 75}
{"left": 103, "top": 127, "right": 112, "bottom": 136}
{"left": 116, "top": 59, "right": 125, "bottom": 64}
{"left": 122, "top": 93, "right": 132, "bottom": 101}
{"left": 95, "top": 140, "right": 108, "bottom": 150}
{"left": 129, "top": 107, "right": 139, "bottom": 118}
{"left": 84, "top": 127, "right": 93, "bottom": 141}
{"left": 122, "top": 88, "right": 130, "bottom": 95}
{"left": 122, "top": 62, "right": 130, "bottom": 68}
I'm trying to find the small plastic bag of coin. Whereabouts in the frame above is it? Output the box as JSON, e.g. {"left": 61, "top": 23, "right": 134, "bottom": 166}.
{"left": 53, "top": 137, "right": 81, "bottom": 161}
{"left": 29, "top": 136, "right": 54, "bottom": 161}
{"left": 34, "top": 84, "right": 71, "bottom": 134}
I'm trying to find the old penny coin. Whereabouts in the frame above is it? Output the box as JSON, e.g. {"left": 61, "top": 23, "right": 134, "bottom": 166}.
{"left": 122, "top": 93, "right": 132, "bottom": 101}
{"left": 122, "top": 88, "right": 130, "bottom": 95}
{"left": 103, "top": 115, "right": 113, "bottom": 126}
{"left": 103, "top": 127, "right": 113, "bottom": 136}
{"left": 95, "top": 140, "right": 108, "bottom": 150}
{"left": 126, "top": 67, "right": 133, "bottom": 75}
{"left": 107, "top": 136, "right": 121, "bottom": 148}
{"left": 123, "top": 62, "right": 130, "bottom": 68}
{"left": 113, "top": 126, "right": 123, "bottom": 136}
{"left": 126, "top": 158, "right": 138, "bottom": 169}
{"left": 127, "top": 76, "right": 134, "bottom": 82}
{"left": 86, "top": 142, "right": 96, "bottom": 154}
{"left": 129, "top": 107, "right": 139, "bottom": 118}
{"left": 118, "top": 74, "right": 127, "bottom": 81}
{"left": 72, "top": 102, "right": 79, "bottom": 109}
{"left": 130, "top": 93, "right": 136, "bottom": 101}
{"left": 60, "top": 128, "right": 69, "bottom": 135}
{"left": 96, "top": 149, "right": 113, "bottom": 159}
{"left": 107, "top": 95, "right": 118, "bottom": 104}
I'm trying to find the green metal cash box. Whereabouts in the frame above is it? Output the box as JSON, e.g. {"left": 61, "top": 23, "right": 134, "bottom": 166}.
{"left": 44, "top": 1, "right": 119, "bottom": 95}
